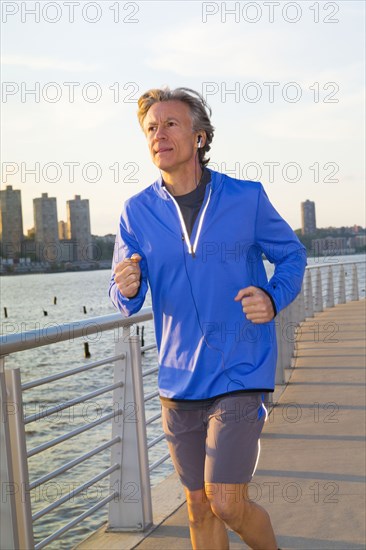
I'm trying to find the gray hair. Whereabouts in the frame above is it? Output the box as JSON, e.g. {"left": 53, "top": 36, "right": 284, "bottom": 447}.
{"left": 137, "top": 86, "right": 215, "bottom": 167}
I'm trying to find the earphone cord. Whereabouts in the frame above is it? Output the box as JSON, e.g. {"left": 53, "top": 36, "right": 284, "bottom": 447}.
{"left": 181, "top": 236, "right": 245, "bottom": 392}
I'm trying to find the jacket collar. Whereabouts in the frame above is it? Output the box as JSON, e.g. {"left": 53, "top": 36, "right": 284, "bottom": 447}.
{"left": 153, "top": 168, "right": 223, "bottom": 200}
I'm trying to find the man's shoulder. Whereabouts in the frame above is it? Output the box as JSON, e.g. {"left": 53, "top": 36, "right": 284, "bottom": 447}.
{"left": 124, "top": 180, "right": 158, "bottom": 209}
{"left": 211, "top": 169, "right": 263, "bottom": 194}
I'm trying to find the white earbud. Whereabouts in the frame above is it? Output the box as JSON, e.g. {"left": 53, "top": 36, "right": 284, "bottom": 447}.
{"left": 197, "top": 136, "right": 202, "bottom": 148}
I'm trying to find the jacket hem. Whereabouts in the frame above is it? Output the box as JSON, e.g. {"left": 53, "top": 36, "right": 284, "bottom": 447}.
{"left": 160, "top": 387, "right": 274, "bottom": 405}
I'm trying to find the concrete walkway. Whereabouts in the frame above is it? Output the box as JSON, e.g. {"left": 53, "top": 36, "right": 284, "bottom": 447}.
{"left": 77, "top": 300, "right": 366, "bottom": 550}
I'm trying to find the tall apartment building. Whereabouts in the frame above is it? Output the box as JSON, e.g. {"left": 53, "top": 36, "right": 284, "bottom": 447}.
{"left": 0, "top": 185, "right": 24, "bottom": 257}
{"left": 301, "top": 200, "right": 316, "bottom": 235}
{"left": 33, "top": 193, "right": 59, "bottom": 261}
{"left": 66, "top": 195, "right": 92, "bottom": 261}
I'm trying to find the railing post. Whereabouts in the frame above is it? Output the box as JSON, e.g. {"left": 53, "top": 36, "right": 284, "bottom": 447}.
{"left": 290, "top": 292, "right": 300, "bottom": 358}
{"left": 325, "top": 266, "right": 335, "bottom": 308}
{"left": 275, "top": 312, "right": 285, "bottom": 385}
{"left": 275, "top": 299, "right": 298, "bottom": 385}
{"left": 108, "top": 327, "right": 127, "bottom": 529}
{"left": 314, "top": 268, "right": 323, "bottom": 313}
{"left": 285, "top": 303, "right": 292, "bottom": 369}
{"left": 286, "top": 301, "right": 298, "bottom": 368}
{"left": 108, "top": 324, "right": 153, "bottom": 531}
{"left": 0, "top": 359, "right": 19, "bottom": 550}
{"left": 304, "top": 270, "right": 314, "bottom": 318}
{"left": 129, "top": 332, "right": 153, "bottom": 527}
{"left": 292, "top": 288, "right": 308, "bottom": 355}
{"left": 351, "top": 264, "right": 359, "bottom": 301}
{"left": 297, "top": 283, "right": 306, "bottom": 324}
{"left": 3, "top": 367, "right": 34, "bottom": 549}
{"left": 338, "top": 265, "right": 346, "bottom": 304}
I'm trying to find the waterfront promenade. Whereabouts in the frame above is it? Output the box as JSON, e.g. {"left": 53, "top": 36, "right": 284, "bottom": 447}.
{"left": 77, "top": 299, "right": 366, "bottom": 549}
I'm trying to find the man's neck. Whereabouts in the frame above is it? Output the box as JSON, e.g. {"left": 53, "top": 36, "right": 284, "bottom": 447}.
{"left": 162, "top": 162, "right": 203, "bottom": 197}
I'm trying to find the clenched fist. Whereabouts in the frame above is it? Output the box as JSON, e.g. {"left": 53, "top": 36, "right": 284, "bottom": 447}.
{"left": 234, "top": 286, "right": 275, "bottom": 324}
{"left": 114, "top": 253, "right": 142, "bottom": 298}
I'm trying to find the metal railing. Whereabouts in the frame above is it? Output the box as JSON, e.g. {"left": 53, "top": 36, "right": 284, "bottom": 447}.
{"left": 273, "top": 260, "right": 364, "bottom": 385}
{"left": 0, "top": 258, "right": 364, "bottom": 549}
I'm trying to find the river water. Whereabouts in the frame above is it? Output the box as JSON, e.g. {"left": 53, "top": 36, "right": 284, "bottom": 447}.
{"left": 1, "top": 254, "right": 365, "bottom": 549}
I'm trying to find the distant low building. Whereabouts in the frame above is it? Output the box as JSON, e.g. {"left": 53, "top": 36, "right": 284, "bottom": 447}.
{"left": 58, "top": 220, "right": 67, "bottom": 240}
{"left": 354, "top": 235, "right": 366, "bottom": 248}
{"left": 312, "top": 236, "right": 355, "bottom": 256}
{"left": 96, "top": 233, "right": 116, "bottom": 243}
{"left": 59, "top": 239, "right": 76, "bottom": 262}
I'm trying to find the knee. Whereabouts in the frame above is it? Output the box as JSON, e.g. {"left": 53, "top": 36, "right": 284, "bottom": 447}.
{"left": 210, "top": 501, "right": 240, "bottom": 526}
{"left": 186, "top": 490, "right": 215, "bottom": 526}
{"left": 208, "top": 495, "right": 249, "bottom": 527}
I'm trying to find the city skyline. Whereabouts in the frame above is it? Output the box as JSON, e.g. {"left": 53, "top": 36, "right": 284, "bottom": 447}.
{"left": 2, "top": 185, "right": 364, "bottom": 241}
{"left": 2, "top": 163, "right": 365, "bottom": 236}
{"left": 3, "top": 173, "right": 365, "bottom": 236}
{"left": 0, "top": 186, "right": 93, "bottom": 261}
{"left": 2, "top": 1, "right": 365, "bottom": 234}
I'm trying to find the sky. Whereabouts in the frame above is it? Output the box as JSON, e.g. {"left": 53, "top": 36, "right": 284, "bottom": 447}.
{"left": 2, "top": 0, "right": 365, "bottom": 235}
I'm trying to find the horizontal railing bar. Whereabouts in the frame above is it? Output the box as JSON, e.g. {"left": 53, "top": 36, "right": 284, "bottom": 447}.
{"left": 25, "top": 382, "right": 123, "bottom": 424}
{"left": 149, "top": 452, "right": 171, "bottom": 472}
{"left": 27, "top": 410, "right": 122, "bottom": 458}
{"left": 34, "top": 492, "right": 118, "bottom": 550}
{"left": 147, "top": 433, "right": 165, "bottom": 449}
{"left": 145, "top": 411, "right": 161, "bottom": 426}
{"left": 141, "top": 343, "right": 157, "bottom": 353}
{"left": 306, "top": 259, "right": 364, "bottom": 270}
{"left": 32, "top": 464, "right": 119, "bottom": 522}
{"left": 29, "top": 437, "right": 121, "bottom": 490}
{"left": 22, "top": 354, "right": 125, "bottom": 390}
{"left": 142, "top": 366, "right": 159, "bottom": 378}
{"left": 0, "top": 307, "right": 153, "bottom": 355}
{"left": 144, "top": 390, "right": 159, "bottom": 402}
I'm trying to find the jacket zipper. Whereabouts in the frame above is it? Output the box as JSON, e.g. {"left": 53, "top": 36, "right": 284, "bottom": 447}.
{"left": 168, "top": 187, "right": 212, "bottom": 258}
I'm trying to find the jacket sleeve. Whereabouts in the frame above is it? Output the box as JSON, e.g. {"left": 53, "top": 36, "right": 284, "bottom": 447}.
{"left": 108, "top": 205, "right": 149, "bottom": 317}
{"left": 255, "top": 183, "right": 307, "bottom": 314}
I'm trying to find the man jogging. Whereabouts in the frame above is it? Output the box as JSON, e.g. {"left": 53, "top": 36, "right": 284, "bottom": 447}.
{"left": 109, "top": 87, "right": 306, "bottom": 549}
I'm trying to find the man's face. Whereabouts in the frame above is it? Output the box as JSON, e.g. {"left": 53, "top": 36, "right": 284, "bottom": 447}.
{"left": 143, "top": 100, "right": 199, "bottom": 173}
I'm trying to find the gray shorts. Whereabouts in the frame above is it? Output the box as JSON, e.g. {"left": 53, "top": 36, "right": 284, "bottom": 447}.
{"left": 161, "top": 392, "right": 267, "bottom": 491}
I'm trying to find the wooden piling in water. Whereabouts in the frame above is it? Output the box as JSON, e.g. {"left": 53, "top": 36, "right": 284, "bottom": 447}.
{"left": 84, "top": 343, "right": 91, "bottom": 358}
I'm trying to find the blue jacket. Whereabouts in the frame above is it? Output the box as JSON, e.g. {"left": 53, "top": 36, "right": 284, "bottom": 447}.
{"left": 109, "top": 169, "right": 307, "bottom": 399}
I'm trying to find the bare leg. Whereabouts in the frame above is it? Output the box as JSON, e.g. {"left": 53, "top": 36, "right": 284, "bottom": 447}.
{"left": 185, "top": 488, "right": 230, "bottom": 550}
{"left": 206, "top": 483, "right": 277, "bottom": 550}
